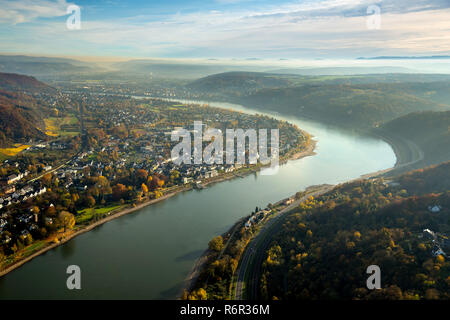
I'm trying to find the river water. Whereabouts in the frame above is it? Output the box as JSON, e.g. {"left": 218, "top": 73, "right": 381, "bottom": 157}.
{"left": 0, "top": 100, "right": 395, "bottom": 299}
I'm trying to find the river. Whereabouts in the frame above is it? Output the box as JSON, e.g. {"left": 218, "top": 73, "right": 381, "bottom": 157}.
{"left": 0, "top": 100, "right": 396, "bottom": 299}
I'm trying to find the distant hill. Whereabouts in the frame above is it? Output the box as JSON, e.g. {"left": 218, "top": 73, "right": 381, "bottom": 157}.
{"left": 358, "top": 56, "right": 450, "bottom": 60}
{"left": 113, "top": 60, "right": 271, "bottom": 79}
{"left": 0, "top": 55, "right": 93, "bottom": 77}
{"left": 267, "top": 66, "right": 417, "bottom": 75}
{"left": 0, "top": 72, "right": 56, "bottom": 94}
{"left": 381, "top": 111, "right": 450, "bottom": 167}
{"left": 187, "top": 72, "right": 450, "bottom": 129}
{"left": 188, "top": 72, "right": 294, "bottom": 94}
{"left": 238, "top": 84, "right": 448, "bottom": 128}
{"left": 114, "top": 60, "right": 234, "bottom": 79}
{"left": 0, "top": 90, "right": 47, "bottom": 146}
{"left": 0, "top": 73, "right": 56, "bottom": 146}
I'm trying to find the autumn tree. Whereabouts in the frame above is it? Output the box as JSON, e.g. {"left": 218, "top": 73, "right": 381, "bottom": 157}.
{"left": 112, "top": 183, "right": 127, "bottom": 200}
{"left": 136, "top": 169, "right": 149, "bottom": 182}
{"left": 86, "top": 195, "right": 96, "bottom": 208}
{"left": 188, "top": 288, "right": 208, "bottom": 300}
{"left": 208, "top": 236, "right": 224, "bottom": 252}
{"left": 42, "top": 173, "right": 52, "bottom": 186}
{"left": 58, "top": 211, "right": 75, "bottom": 232}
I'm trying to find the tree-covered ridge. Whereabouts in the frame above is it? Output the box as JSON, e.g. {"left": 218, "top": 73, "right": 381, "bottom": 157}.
{"left": 188, "top": 72, "right": 295, "bottom": 95}
{"left": 0, "top": 72, "right": 56, "bottom": 94}
{"left": 396, "top": 162, "right": 450, "bottom": 195}
{"left": 381, "top": 111, "right": 450, "bottom": 167}
{"left": 187, "top": 72, "right": 450, "bottom": 129}
{"left": 0, "top": 90, "right": 48, "bottom": 146}
{"left": 260, "top": 164, "right": 450, "bottom": 300}
{"left": 237, "top": 83, "right": 448, "bottom": 129}
{"left": 0, "top": 73, "right": 64, "bottom": 147}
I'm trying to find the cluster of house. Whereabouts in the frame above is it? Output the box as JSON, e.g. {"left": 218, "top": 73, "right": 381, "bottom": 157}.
{"left": 25, "top": 140, "right": 69, "bottom": 152}
{"left": 421, "top": 204, "right": 449, "bottom": 257}
{"left": 5, "top": 171, "right": 29, "bottom": 185}
{"left": 422, "top": 228, "right": 449, "bottom": 258}
{"left": 51, "top": 151, "right": 97, "bottom": 190}
{"left": 0, "top": 184, "right": 47, "bottom": 210}
{"left": 162, "top": 160, "right": 242, "bottom": 185}
{"left": 88, "top": 103, "right": 158, "bottom": 129}
{"left": 0, "top": 204, "right": 55, "bottom": 243}
{"left": 2, "top": 160, "right": 53, "bottom": 187}
{"left": 245, "top": 208, "right": 272, "bottom": 229}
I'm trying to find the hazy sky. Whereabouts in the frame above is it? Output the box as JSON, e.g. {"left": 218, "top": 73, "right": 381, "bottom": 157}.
{"left": 0, "top": 0, "right": 449, "bottom": 59}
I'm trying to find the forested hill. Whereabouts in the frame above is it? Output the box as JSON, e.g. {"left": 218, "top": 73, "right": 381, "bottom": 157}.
{"left": 260, "top": 161, "right": 450, "bottom": 300}
{"left": 0, "top": 55, "right": 92, "bottom": 77}
{"left": 397, "top": 161, "right": 450, "bottom": 195}
{"left": 237, "top": 84, "right": 448, "bottom": 128}
{"left": 188, "top": 72, "right": 296, "bottom": 94}
{"left": 0, "top": 90, "right": 48, "bottom": 146}
{"left": 0, "top": 73, "right": 56, "bottom": 146}
{"left": 187, "top": 72, "right": 450, "bottom": 129}
{"left": 0, "top": 72, "right": 56, "bottom": 94}
{"left": 381, "top": 111, "right": 450, "bottom": 168}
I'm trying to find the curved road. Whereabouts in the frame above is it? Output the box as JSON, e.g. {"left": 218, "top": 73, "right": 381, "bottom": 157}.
{"left": 234, "top": 185, "right": 334, "bottom": 300}
{"left": 233, "top": 133, "right": 425, "bottom": 300}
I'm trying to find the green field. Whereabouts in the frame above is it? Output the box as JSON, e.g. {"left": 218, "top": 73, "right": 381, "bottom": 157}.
{"left": 76, "top": 204, "right": 124, "bottom": 224}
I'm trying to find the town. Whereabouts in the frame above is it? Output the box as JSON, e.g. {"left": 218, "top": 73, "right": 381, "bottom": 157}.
{"left": 0, "top": 93, "right": 310, "bottom": 269}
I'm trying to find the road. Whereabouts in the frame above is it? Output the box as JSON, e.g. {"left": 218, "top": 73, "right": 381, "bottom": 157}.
{"left": 27, "top": 159, "right": 72, "bottom": 183}
{"left": 233, "top": 185, "right": 334, "bottom": 300}
{"left": 232, "top": 133, "right": 426, "bottom": 300}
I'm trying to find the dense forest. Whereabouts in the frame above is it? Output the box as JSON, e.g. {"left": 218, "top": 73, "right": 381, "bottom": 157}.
{"left": 187, "top": 72, "right": 450, "bottom": 129}
{"left": 239, "top": 84, "right": 447, "bottom": 128}
{"left": 260, "top": 162, "right": 450, "bottom": 300}
{"left": 0, "top": 89, "right": 48, "bottom": 146}
{"left": 0, "top": 73, "right": 64, "bottom": 146}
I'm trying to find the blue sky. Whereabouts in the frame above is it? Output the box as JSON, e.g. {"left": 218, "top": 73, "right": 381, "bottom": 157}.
{"left": 0, "top": 0, "right": 449, "bottom": 59}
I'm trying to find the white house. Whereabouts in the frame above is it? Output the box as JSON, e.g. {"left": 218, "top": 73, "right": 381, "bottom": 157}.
{"left": 428, "top": 205, "right": 442, "bottom": 213}
{"left": 433, "top": 247, "right": 447, "bottom": 257}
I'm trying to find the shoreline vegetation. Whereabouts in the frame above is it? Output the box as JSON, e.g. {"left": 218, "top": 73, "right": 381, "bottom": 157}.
{"left": 180, "top": 127, "right": 425, "bottom": 299}
{"left": 0, "top": 134, "right": 317, "bottom": 278}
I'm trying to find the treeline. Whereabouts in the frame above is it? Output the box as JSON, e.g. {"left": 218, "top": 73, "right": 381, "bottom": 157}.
{"left": 237, "top": 83, "right": 448, "bottom": 129}
{"left": 260, "top": 165, "right": 450, "bottom": 300}
{"left": 187, "top": 72, "right": 450, "bottom": 129}
{"left": 181, "top": 221, "right": 252, "bottom": 300}
{"left": 396, "top": 161, "right": 450, "bottom": 195}
{"left": 181, "top": 205, "right": 274, "bottom": 300}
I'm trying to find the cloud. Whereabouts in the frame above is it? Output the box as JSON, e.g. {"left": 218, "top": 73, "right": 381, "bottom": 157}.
{"left": 0, "top": 0, "right": 449, "bottom": 58}
{"left": 0, "top": 0, "right": 70, "bottom": 24}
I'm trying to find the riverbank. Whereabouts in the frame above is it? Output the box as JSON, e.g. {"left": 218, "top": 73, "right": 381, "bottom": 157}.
{"left": 0, "top": 139, "right": 317, "bottom": 278}
{"left": 368, "top": 128, "right": 424, "bottom": 176}
{"left": 0, "top": 185, "right": 192, "bottom": 278}
{"left": 180, "top": 130, "right": 410, "bottom": 299}
{"left": 177, "top": 141, "right": 318, "bottom": 297}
